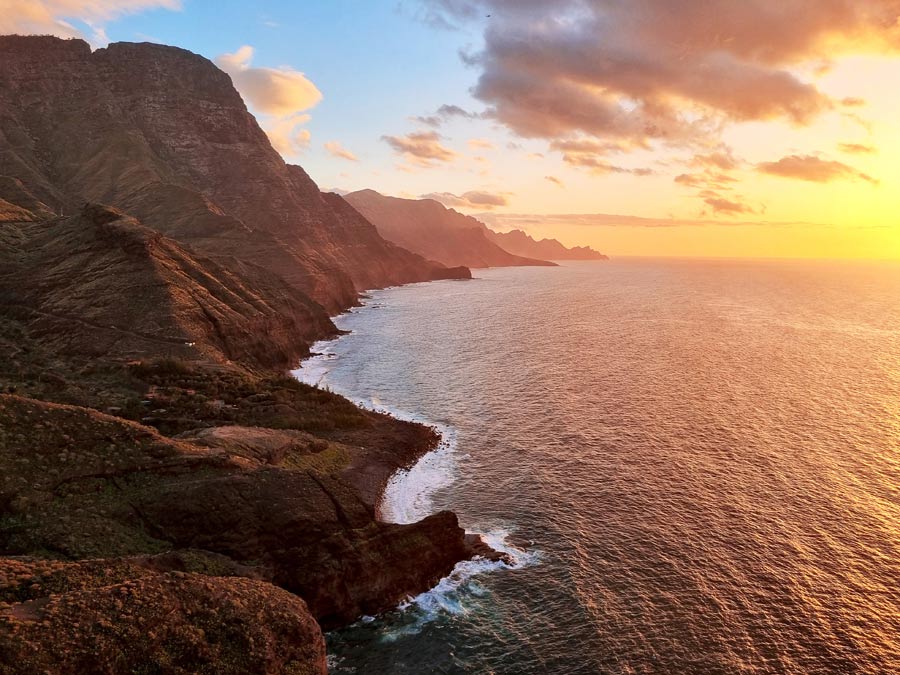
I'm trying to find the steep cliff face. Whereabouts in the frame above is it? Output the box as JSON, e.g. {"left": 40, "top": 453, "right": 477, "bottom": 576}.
{"left": 345, "top": 189, "right": 556, "bottom": 269}
{"left": 486, "top": 228, "right": 609, "bottom": 261}
{"left": 0, "top": 36, "right": 466, "bottom": 314}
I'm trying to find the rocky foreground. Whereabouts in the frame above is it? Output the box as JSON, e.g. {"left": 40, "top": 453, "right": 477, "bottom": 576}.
{"left": 0, "top": 35, "right": 487, "bottom": 674}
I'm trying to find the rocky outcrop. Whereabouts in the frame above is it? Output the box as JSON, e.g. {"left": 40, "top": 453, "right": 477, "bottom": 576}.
{"left": 0, "top": 393, "right": 472, "bottom": 629}
{"left": 486, "top": 228, "right": 609, "bottom": 261}
{"left": 345, "top": 189, "right": 556, "bottom": 268}
{"left": 0, "top": 557, "right": 327, "bottom": 675}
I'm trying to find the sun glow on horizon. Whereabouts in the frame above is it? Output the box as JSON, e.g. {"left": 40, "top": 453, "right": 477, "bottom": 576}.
{"left": 2, "top": 1, "right": 900, "bottom": 259}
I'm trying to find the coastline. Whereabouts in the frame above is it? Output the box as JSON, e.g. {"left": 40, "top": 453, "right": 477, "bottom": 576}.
{"left": 293, "top": 284, "right": 537, "bottom": 631}
{"left": 293, "top": 284, "right": 463, "bottom": 520}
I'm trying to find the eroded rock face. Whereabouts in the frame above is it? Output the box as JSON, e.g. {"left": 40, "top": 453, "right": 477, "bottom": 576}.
{"left": 0, "top": 36, "right": 467, "bottom": 315}
{"left": 0, "top": 557, "right": 327, "bottom": 675}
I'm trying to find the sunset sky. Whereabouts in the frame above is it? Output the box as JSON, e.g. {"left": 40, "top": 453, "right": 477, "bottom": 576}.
{"left": 3, "top": 1, "right": 899, "bottom": 259}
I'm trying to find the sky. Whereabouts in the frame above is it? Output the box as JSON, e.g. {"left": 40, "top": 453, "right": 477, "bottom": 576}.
{"left": 2, "top": 0, "right": 900, "bottom": 259}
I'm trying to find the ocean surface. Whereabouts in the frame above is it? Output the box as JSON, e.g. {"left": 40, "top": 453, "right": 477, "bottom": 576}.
{"left": 294, "top": 258, "right": 900, "bottom": 675}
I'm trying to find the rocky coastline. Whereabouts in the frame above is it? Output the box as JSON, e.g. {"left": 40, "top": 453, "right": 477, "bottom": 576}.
{"left": 0, "top": 35, "right": 486, "bottom": 674}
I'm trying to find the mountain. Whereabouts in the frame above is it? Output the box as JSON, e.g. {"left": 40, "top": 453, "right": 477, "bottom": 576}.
{"left": 0, "top": 36, "right": 468, "bottom": 316}
{"left": 485, "top": 228, "right": 608, "bottom": 261}
{"left": 344, "top": 189, "right": 556, "bottom": 268}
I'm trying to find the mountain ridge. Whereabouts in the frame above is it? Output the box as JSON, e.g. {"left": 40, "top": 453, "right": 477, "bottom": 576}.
{"left": 345, "top": 188, "right": 608, "bottom": 267}
{"left": 344, "top": 189, "right": 557, "bottom": 269}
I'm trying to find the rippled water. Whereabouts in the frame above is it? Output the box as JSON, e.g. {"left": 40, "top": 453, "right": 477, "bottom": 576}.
{"left": 296, "top": 259, "right": 900, "bottom": 674}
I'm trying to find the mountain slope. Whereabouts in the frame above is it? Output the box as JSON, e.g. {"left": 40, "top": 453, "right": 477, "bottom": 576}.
{"left": 344, "top": 189, "right": 556, "bottom": 268}
{"left": 1, "top": 203, "right": 332, "bottom": 370}
{"left": 0, "top": 36, "right": 467, "bottom": 315}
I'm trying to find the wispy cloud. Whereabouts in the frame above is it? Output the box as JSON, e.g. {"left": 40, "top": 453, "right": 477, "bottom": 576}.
{"left": 421, "top": 190, "right": 510, "bottom": 209}
{"left": 413, "top": 103, "right": 480, "bottom": 127}
{"left": 382, "top": 130, "right": 458, "bottom": 167}
{"left": 324, "top": 141, "right": 358, "bottom": 161}
{"left": 757, "top": 154, "right": 878, "bottom": 184}
{"left": 837, "top": 142, "right": 876, "bottom": 155}
{"left": 479, "top": 212, "right": 836, "bottom": 230}
{"left": 467, "top": 138, "right": 495, "bottom": 150}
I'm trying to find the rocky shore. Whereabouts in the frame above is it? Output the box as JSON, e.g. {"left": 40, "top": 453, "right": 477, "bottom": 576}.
{"left": 0, "top": 35, "right": 484, "bottom": 674}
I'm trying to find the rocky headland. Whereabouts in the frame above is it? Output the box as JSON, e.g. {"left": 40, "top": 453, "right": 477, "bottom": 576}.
{"left": 0, "top": 35, "right": 482, "bottom": 674}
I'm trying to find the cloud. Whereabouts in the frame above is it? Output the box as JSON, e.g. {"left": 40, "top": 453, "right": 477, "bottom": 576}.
{"left": 468, "top": 138, "right": 495, "bottom": 150}
{"left": 0, "top": 0, "right": 180, "bottom": 44}
{"left": 425, "top": 0, "right": 900, "bottom": 151}
{"left": 215, "top": 46, "right": 322, "bottom": 117}
{"left": 421, "top": 190, "right": 510, "bottom": 209}
{"left": 545, "top": 175, "right": 563, "bottom": 186}
{"left": 757, "top": 154, "right": 878, "bottom": 184}
{"left": 547, "top": 138, "right": 654, "bottom": 175}
{"left": 560, "top": 154, "right": 654, "bottom": 176}
{"left": 838, "top": 142, "right": 876, "bottom": 154}
{"left": 478, "top": 212, "right": 832, "bottom": 231}
{"left": 704, "top": 196, "right": 755, "bottom": 216}
{"left": 213, "top": 46, "right": 322, "bottom": 157}
{"left": 689, "top": 150, "right": 740, "bottom": 171}
{"left": 413, "top": 103, "right": 480, "bottom": 127}
{"left": 840, "top": 97, "right": 867, "bottom": 107}
{"left": 382, "top": 130, "right": 458, "bottom": 167}
{"left": 324, "top": 141, "right": 358, "bottom": 161}
{"left": 266, "top": 114, "right": 311, "bottom": 155}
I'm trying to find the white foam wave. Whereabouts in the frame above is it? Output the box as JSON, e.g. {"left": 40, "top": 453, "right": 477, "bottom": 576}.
{"left": 379, "top": 424, "right": 457, "bottom": 524}
{"left": 375, "top": 528, "right": 540, "bottom": 640}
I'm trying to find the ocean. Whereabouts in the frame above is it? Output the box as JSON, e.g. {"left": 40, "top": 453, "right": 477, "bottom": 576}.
{"left": 294, "top": 258, "right": 900, "bottom": 675}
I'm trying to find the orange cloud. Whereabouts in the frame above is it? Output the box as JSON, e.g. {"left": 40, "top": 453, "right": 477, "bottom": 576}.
{"left": 421, "top": 190, "right": 510, "bottom": 209}
{"left": 382, "top": 131, "right": 458, "bottom": 167}
{"left": 214, "top": 46, "right": 322, "bottom": 158}
{"left": 545, "top": 175, "right": 563, "bottom": 187}
{"left": 704, "top": 196, "right": 756, "bottom": 216}
{"left": 324, "top": 141, "right": 358, "bottom": 161}
{"left": 468, "top": 138, "right": 495, "bottom": 150}
{"left": 838, "top": 142, "right": 876, "bottom": 154}
{"left": 215, "top": 46, "right": 321, "bottom": 117}
{"left": 757, "top": 154, "right": 878, "bottom": 184}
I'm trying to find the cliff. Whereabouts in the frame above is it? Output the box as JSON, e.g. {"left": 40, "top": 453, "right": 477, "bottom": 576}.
{"left": 486, "top": 228, "right": 609, "bottom": 261}
{"left": 344, "top": 189, "right": 557, "bottom": 269}
{"left": 0, "top": 36, "right": 468, "bottom": 315}
{"left": 0, "top": 35, "right": 482, "bottom": 673}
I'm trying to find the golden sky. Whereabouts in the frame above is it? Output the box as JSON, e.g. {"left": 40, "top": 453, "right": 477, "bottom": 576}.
{"left": 3, "top": 0, "right": 900, "bottom": 259}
